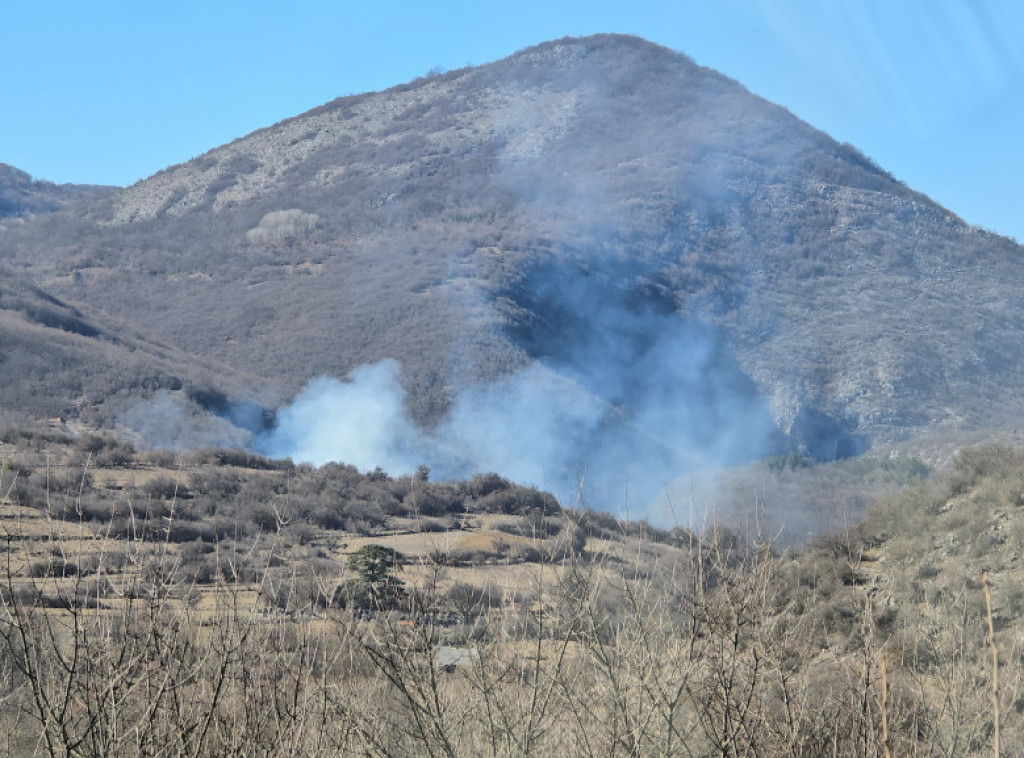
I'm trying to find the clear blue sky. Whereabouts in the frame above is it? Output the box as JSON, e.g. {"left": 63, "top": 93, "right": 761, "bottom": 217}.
{"left": 3, "top": 0, "right": 1022, "bottom": 241}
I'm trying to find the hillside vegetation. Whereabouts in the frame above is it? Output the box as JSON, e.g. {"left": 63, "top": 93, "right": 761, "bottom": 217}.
{"left": 1, "top": 423, "right": 1023, "bottom": 755}
{"left": 0, "top": 264, "right": 259, "bottom": 428}
{"left": 0, "top": 163, "right": 115, "bottom": 220}
{"left": 3, "top": 35, "right": 1024, "bottom": 455}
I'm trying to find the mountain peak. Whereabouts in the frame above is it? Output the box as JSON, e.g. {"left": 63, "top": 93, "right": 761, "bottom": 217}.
{"left": 3, "top": 36, "right": 1023, "bottom": 491}
{"left": 507, "top": 33, "right": 675, "bottom": 64}
{"left": 99, "top": 34, "right": 771, "bottom": 224}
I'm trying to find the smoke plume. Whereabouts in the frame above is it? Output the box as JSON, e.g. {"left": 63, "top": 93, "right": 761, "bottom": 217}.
{"left": 257, "top": 259, "right": 783, "bottom": 516}
{"left": 120, "top": 391, "right": 256, "bottom": 451}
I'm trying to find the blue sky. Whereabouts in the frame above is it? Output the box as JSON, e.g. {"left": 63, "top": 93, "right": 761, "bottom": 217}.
{"left": 3, "top": 0, "right": 1022, "bottom": 241}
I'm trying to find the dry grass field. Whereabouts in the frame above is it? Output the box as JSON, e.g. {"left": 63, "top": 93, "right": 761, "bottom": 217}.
{"left": 2, "top": 426, "right": 1024, "bottom": 756}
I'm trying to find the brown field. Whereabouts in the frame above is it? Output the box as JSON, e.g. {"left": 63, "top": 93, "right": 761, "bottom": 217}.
{"left": 3, "top": 430, "right": 1024, "bottom": 755}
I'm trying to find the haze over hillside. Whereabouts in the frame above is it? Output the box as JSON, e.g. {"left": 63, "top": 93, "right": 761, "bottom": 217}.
{"left": 3, "top": 34, "right": 1024, "bottom": 507}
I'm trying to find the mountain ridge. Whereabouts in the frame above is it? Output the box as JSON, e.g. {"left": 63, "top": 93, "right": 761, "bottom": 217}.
{"left": 0, "top": 163, "right": 117, "bottom": 220}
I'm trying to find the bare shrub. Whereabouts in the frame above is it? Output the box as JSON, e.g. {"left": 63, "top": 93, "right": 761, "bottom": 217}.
{"left": 245, "top": 209, "right": 321, "bottom": 245}
{"left": 3, "top": 442, "right": 1024, "bottom": 756}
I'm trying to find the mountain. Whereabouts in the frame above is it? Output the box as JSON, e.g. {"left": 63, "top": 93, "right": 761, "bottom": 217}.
{"left": 0, "top": 163, "right": 116, "bottom": 220}
{"left": 3, "top": 34, "right": 1024, "bottom": 477}
{"left": 0, "top": 262, "right": 266, "bottom": 446}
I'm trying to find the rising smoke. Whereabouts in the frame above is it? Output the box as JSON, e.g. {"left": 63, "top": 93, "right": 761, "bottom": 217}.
{"left": 257, "top": 257, "right": 783, "bottom": 515}
{"left": 121, "top": 390, "right": 255, "bottom": 452}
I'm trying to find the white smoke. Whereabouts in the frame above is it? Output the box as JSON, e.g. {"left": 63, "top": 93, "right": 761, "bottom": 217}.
{"left": 256, "top": 320, "right": 780, "bottom": 515}
{"left": 120, "top": 390, "right": 255, "bottom": 451}
{"left": 257, "top": 360, "right": 607, "bottom": 499}
{"left": 437, "top": 363, "right": 606, "bottom": 488}
{"left": 259, "top": 362, "right": 422, "bottom": 473}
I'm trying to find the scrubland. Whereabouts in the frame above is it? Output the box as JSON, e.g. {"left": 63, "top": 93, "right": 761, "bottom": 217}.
{"left": 1, "top": 425, "right": 1022, "bottom": 756}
